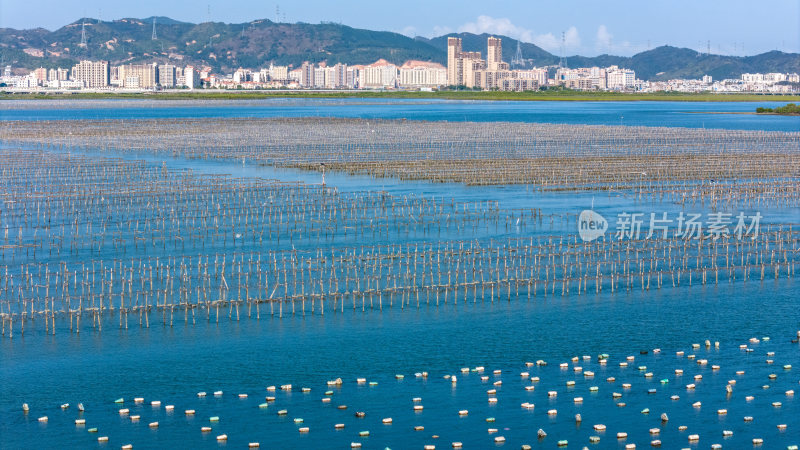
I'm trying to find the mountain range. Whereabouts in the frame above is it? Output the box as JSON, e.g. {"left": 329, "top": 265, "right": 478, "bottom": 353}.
{"left": 1, "top": 17, "right": 798, "bottom": 81}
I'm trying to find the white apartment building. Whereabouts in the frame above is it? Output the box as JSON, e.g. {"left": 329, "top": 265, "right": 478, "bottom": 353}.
{"left": 398, "top": 63, "right": 447, "bottom": 88}
{"left": 119, "top": 64, "right": 158, "bottom": 89}
{"left": 300, "top": 62, "right": 314, "bottom": 87}
{"left": 184, "top": 66, "right": 200, "bottom": 89}
{"left": 233, "top": 68, "right": 251, "bottom": 84}
{"left": 159, "top": 64, "right": 176, "bottom": 88}
{"left": 269, "top": 64, "right": 289, "bottom": 81}
{"left": 513, "top": 68, "right": 548, "bottom": 86}
{"left": 741, "top": 73, "right": 764, "bottom": 83}
{"left": 71, "top": 60, "right": 109, "bottom": 88}
{"left": 606, "top": 66, "right": 636, "bottom": 90}
{"left": 362, "top": 60, "right": 398, "bottom": 88}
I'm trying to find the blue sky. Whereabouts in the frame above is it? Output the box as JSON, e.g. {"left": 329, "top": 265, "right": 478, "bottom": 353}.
{"left": 1, "top": 0, "right": 798, "bottom": 56}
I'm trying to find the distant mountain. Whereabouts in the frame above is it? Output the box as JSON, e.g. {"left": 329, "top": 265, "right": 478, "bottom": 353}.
{"left": 1, "top": 18, "right": 798, "bottom": 80}
{"left": 569, "top": 47, "right": 800, "bottom": 81}
{"left": 429, "top": 33, "right": 800, "bottom": 81}
{"left": 0, "top": 18, "right": 443, "bottom": 73}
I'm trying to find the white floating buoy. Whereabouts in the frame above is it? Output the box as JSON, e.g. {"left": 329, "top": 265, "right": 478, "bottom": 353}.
{"left": 38, "top": 416, "right": 48, "bottom": 422}
{"left": 75, "top": 419, "right": 85, "bottom": 425}
{"left": 216, "top": 434, "right": 227, "bottom": 441}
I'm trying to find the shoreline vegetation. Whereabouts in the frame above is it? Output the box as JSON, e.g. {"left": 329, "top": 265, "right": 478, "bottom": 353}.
{"left": 756, "top": 103, "right": 800, "bottom": 115}
{"left": 1, "top": 89, "right": 800, "bottom": 102}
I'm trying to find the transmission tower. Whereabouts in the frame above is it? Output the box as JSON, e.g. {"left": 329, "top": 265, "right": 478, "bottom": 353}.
{"left": 558, "top": 31, "right": 567, "bottom": 68}
{"left": 79, "top": 20, "right": 87, "bottom": 47}
{"left": 511, "top": 40, "right": 524, "bottom": 68}
{"left": 152, "top": 17, "right": 157, "bottom": 40}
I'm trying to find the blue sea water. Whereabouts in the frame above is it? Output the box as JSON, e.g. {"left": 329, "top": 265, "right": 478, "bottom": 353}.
{"left": 0, "top": 100, "right": 798, "bottom": 449}
{"left": 1, "top": 98, "right": 799, "bottom": 131}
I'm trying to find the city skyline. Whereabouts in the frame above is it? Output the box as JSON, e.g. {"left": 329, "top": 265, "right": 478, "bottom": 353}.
{"left": 0, "top": 0, "right": 798, "bottom": 57}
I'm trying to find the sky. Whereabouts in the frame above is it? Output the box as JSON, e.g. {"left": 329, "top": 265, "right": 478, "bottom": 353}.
{"left": 1, "top": 0, "right": 798, "bottom": 57}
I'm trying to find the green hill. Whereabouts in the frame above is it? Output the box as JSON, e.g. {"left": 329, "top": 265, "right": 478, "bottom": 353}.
{"left": 1, "top": 18, "right": 798, "bottom": 81}
{"left": 0, "top": 18, "right": 443, "bottom": 72}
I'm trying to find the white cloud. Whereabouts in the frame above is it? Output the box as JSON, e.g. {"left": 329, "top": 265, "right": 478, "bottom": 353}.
{"left": 531, "top": 26, "right": 581, "bottom": 52}
{"left": 447, "top": 16, "right": 581, "bottom": 53}
{"left": 596, "top": 25, "right": 613, "bottom": 49}
{"left": 431, "top": 25, "right": 453, "bottom": 38}
{"left": 457, "top": 15, "right": 535, "bottom": 43}
{"left": 564, "top": 27, "right": 581, "bottom": 48}
{"left": 399, "top": 26, "right": 417, "bottom": 37}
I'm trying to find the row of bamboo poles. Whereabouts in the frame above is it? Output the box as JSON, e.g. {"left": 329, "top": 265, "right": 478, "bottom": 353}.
{"left": 2, "top": 117, "right": 798, "bottom": 192}
{"left": 2, "top": 225, "right": 797, "bottom": 336}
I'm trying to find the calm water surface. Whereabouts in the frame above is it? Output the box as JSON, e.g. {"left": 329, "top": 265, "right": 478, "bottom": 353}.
{"left": 2, "top": 98, "right": 799, "bottom": 131}
{"left": 1, "top": 100, "right": 798, "bottom": 448}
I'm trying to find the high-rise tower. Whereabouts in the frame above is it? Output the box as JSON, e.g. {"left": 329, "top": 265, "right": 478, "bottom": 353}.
{"left": 487, "top": 37, "right": 502, "bottom": 70}
{"left": 447, "top": 37, "right": 462, "bottom": 86}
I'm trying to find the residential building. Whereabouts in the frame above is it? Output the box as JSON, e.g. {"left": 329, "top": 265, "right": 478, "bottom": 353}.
{"left": 159, "top": 65, "right": 177, "bottom": 88}
{"left": 300, "top": 62, "right": 314, "bottom": 87}
{"left": 362, "top": 60, "right": 398, "bottom": 88}
{"left": 398, "top": 61, "right": 447, "bottom": 88}
{"left": 269, "top": 64, "right": 289, "bottom": 81}
{"left": 119, "top": 63, "right": 158, "bottom": 89}
{"left": 184, "top": 66, "right": 200, "bottom": 89}
{"left": 71, "top": 60, "right": 109, "bottom": 88}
